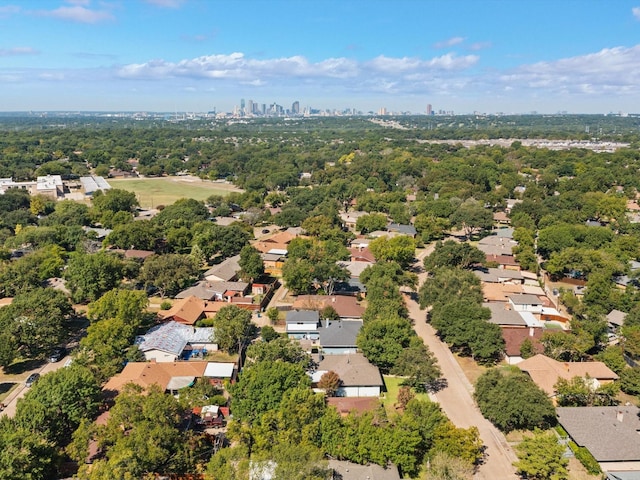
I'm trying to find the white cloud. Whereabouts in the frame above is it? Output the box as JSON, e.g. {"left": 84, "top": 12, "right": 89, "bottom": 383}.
{"left": 434, "top": 36, "right": 465, "bottom": 49}
{"left": 0, "top": 47, "right": 39, "bottom": 56}
{"left": 498, "top": 45, "right": 640, "bottom": 97}
{"left": 0, "top": 5, "right": 21, "bottom": 17}
{"left": 65, "top": 0, "right": 91, "bottom": 5}
{"left": 35, "top": 5, "right": 114, "bottom": 23}
{"left": 633, "top": 7, "right": 640, "bottom": 20}
{"left": 469, "top": 41, "right": 492, "bottom": 51}
{"left": 144, "top": 0, "right": 186, "bottom": 8}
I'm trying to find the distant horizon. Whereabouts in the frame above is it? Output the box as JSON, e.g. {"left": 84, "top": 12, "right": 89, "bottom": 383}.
{"left": 3, "top": 0, "right": 640, "bottom": 114}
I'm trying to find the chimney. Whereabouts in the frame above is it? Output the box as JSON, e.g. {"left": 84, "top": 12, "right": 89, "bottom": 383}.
{"left": 617, "top": 411, "right": 624, "bottom": 423}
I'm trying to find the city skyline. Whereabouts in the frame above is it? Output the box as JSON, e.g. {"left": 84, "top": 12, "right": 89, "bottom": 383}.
{"left": 2, "top": 0, "right": 640, "bottom": 114}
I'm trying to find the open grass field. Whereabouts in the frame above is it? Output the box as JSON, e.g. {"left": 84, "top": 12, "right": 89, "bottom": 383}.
{"left": 108, "top": 176, "right": 243, "bottom": 208}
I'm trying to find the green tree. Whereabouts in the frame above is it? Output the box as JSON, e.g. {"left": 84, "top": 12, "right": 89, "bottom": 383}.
{"left": 474, "top": 368, "right": 555, "bottom": 433}
{"left": 419, "top": 268, "right": 483, "bottom": 309}
{"left": 368, "top": 235, "right": 416, "bottom": 268}
{"left": 154, "top": 198, "right": 209, "bottom": 229}
{"left": 14, "top": 365, "right": 101, "bottom": 444}
{"left": 64, "top": 251, "right": 125, "bottom": 303}
{"left": 357, "top": 316, "right": 413, "bottom": 372}
{"left": 0, "top": 288, "right": 72, "bottom": 363}
{"left": 514, "top": 429, "right": 568, "bottom": 480}
{"left": 87, "top": 288, "right": 149, "bottom": 324}
{"left": 423, "top": 240, "right": 485, "bottom": 271}
{"left": 139, "top": 253, "right": 199, "bottom": 298}
{"left": 104, "top": 220, "right": 162, "bottom": 251}
{"left": 238, "top": 245, "right": 264, "bottom": 282}
{"left": 228, "top": 361, "right": 311, "bottom": 423}
{"left": 0, "top": 421, "right": 59, "bottom": 480}
{"left": 246, "top": 337, "right": 311, "bottom": 367}
{"left": 449, "top": 199, "right": 493, "bottom": 238}
{"left": 355, "top": 213, "right": 388, "bottom": 234}
{"left": 212, "top": 305, "right": 256, "bottom": 359}
{"left": 390, "top": 338, "right": 441, "bottom": 392}
{"left": 619, "top": 366, "right": 640, "bottom": 395}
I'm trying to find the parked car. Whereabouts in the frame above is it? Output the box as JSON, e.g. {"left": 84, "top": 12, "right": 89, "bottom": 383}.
{"left": 25, "top": 373, "right": 40, "bottom": 387}
{"left": 49, "top": 347, "right": 66, "bottom": 363}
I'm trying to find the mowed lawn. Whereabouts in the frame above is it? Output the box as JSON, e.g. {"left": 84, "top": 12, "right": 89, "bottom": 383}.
{"left": 108, "top": 177, "right": 243, "bottom": 208}
{"left": 382, "top": 375, "right": 431, "bottom": 415}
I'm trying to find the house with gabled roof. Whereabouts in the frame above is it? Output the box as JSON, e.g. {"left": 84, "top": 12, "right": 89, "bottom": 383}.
{"left": 285, "top": 310, "right": 320, "bottom": 341}
{"left": 517, "top": 354, "right": 618, "bottom": 399}
{"left": 157, "top": 296, "right": 206, "bottom": 325}
{"left": 135, "top": 321, "right": 216, "bottom": 362}
{"left": 318, "top": 319, "right": 363, "bottom": 355}
{"left": 293, "top": 295, "right": 365, "bottom": 320}
{"left": 204, "top": 254, "right": 240, "bottom": 282}
{"left": 103, "top": 360, "right": 209, "bottom": 395}
{"left": 310, "top": 353, "right": 384, "bottom": 397}
{"left": 557, "top": 406, "right": 640, "bottom": 472}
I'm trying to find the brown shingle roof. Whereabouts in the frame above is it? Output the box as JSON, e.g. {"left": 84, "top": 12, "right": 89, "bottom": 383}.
{"left": 316, "top": 353, "right": 383, "bottom": 387}
{"left": 157, "top": 296, "right": 205, "bottom": 325}
{"left": 293, "top": 295, "right": 365, "bottom": 319}
{"left": 103, "top": 361, "right": 208, "bottom": 394}
{"left": 501, "top": 326, "right": 544, "bottom": 356}
{"left": 517, "top": 354, "right": 618, "bottom": 396}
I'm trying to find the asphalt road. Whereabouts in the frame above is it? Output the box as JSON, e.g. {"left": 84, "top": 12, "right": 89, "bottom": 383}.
{"left": 409, "top": 249, "right": 519, "bottom": 479}
{"left": 0, "top": 355, "right": 71, "bottom": 418}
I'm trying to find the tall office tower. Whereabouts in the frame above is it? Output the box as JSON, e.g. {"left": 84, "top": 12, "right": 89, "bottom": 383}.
{"left": 291, "top": 101, "right": 300, "bottom": 114}
{"left": 378, "top": 107, "right": 387, "bottom": 115}
{"left": 240, "top": 98, "right": 245, "bottom": 114}
{"left": 427, "top": 104, "right": 433, "bottom": 115}
{"left": 262, "top": 104, "right": 266, "bottom": 115}
{"left": 247, "top": 99, "right": 254, "bottom": 115}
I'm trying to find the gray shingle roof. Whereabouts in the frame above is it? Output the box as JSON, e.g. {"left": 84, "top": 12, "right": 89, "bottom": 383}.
{"left": 316, "top": 353, "right": 383, "bottom": 387}
{"left": 203, "top": 255, "right": 240, "bottom": 282}
{"left": 318, "top": 320, "right": 363, "bottom": 348}
{"left": 557, "top": 406, "right": 640, "bottom": 462}
{"left": 137, "top": 321, "right": 214, "bottom": 356}
{"left": 285, "top": 310, "right": 320, "bottom": 325}
{"left": 483, "top": 302, "right": 526, "bottom": 326}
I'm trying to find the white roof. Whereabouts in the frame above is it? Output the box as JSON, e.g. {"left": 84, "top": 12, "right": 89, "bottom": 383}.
{"left": 204, "top": 362, "right": 235, "bottom": 378}
{"left": 267, "top": 248, "right": 288, "bottom": 256}
{"left": 519, "top": 311, "right": 544, "bottom": 328}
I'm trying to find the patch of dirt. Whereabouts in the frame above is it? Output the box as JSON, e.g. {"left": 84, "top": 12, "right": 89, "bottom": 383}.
{"left": 455, "top": 355, "right": 489, "bottom": 386}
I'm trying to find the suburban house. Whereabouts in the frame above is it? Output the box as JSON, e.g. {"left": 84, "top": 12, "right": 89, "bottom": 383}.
{"left": 348, "top": 246, "right": 376, "bottom": 263}
{"left": 318, "top": 319, "right": 363, "bottom": 355}
{"left": 517, "top": 354, "right": 618, "bottom": 398}
{"left": 482, "top": 282, "right": 524, "bottom": 302}
{"left": 477, "top": 235, "right": 516, "bottom": 256}
{"left": 334, "top": 260, "right": 370, "bottom": 297}
{"left": 339, "top": 211, "right": 370, "bottom": 232}
{"left": 261, "top": 252, "right": 286, "bottom": 276}
{"left": 103, "top": 360, "right": 209, "bottom": 396}
{"left": 485, "top": 253, "right": 521, "bottom": 270}
{"left": 311, "top": 353, "right": 384, "bottom": 397}
{"left": 253, "top": 229, "right": 299, "bottom": 254}
{"left": 175, "top": 281, "right": 250, "bottom": 301}
{"left": 557, "top": 406, "right": 640, "bottom": 472}
{"left": 474, "top": 267, "right": 524, "bottom": 284}
{"left": 135, "top": 321, "right": 216, "bottom": 362}
{"left": 292, "top": 295, "right": 365, "bottom": 320}
{"left": 203, "top": 254, "right": 240, "bottom": 282}
{"left": 501, "top": 327, "right": 544, "bottom": 364}
{"left": 285, "top": 310, "right": 321, "bottom": 341}
{"left": 387, "top": 223, "right": 417, "bottom": 237}
{"left": 607, "top": 309, "right": 627, "bottom": 332}
{"left": 157, "top": 296, "right": 207, "bottom": 325}
{"left": 508, "top": 294, "right": 544, "bottom": 314}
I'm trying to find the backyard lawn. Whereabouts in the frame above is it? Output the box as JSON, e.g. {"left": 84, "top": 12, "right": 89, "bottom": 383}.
{"left": 109, "top": 176, "right": 243, "bottom": 208}
{"left": 382, "top": 375, "right": 431, "bottom": 415}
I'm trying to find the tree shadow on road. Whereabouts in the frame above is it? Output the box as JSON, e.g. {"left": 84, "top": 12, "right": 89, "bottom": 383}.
{"left": 426, "top": 377, "right": 448, "bottom": 393}
{"left": 4, "top": 358, "right": 46, "bottom": 375}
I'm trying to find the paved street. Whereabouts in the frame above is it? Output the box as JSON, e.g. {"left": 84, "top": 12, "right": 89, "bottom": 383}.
{"left": 409, "top": 248, "right": 518, "bottom": 479}
{"left": 0, "top": 355, "right": 70, "bottom": 418}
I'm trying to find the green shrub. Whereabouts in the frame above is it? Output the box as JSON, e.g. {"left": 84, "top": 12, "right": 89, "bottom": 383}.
{"left": 554, "top": 425, "right": 568, "bottom": 438}
{"left": 160, "top": 300, "right": 172, "bottom": 310}
{"left": 568, "top": 441, "right": 601, "bottom": 475}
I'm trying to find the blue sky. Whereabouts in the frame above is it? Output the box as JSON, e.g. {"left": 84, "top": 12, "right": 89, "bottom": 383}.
{"left": 2, "top": 0, "right": 640, "bottom": 114}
